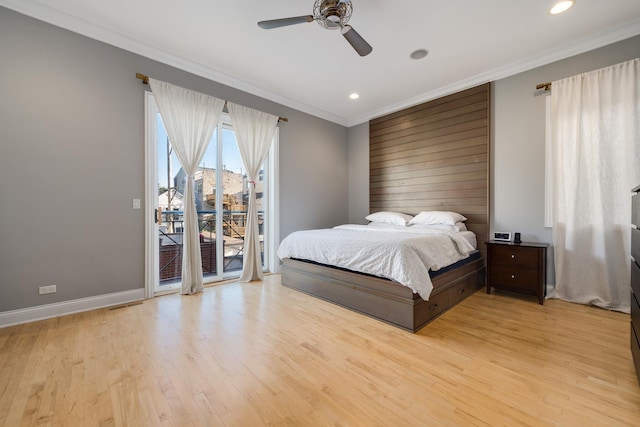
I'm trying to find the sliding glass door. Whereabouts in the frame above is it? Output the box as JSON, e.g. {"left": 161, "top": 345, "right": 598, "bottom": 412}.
{"left": 147, "top": 93, "right": 273, "bottom": 294}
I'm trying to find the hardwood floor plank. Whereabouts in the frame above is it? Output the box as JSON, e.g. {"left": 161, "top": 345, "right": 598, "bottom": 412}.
{"left": 1, "top": 276, "right": 639, "bottom": 426}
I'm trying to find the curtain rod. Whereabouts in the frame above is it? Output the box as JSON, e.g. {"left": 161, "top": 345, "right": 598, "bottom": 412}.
{"left": 536, "top": 82, "right": 552, "bottom": 91}
{"left": 136, "top": 73, "right": 288, "bottom": 123}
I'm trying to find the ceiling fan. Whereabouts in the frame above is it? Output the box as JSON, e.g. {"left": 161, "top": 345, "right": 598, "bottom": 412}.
{"left": 257, "top": 0, "right": 373, "bottom": 57}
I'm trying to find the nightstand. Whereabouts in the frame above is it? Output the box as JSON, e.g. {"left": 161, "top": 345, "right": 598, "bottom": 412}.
{"left": 485, "top": 241, "right": 548, "bottom": 304}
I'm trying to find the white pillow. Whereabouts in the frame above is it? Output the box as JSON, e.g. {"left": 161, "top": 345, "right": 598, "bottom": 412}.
{"left": 455, "top": 221, "right": 468, "bottom": 231}
{"left": 409, "top": 211, "right": 467, "bottom": 226}
{"left": 365, "top": 211, "right": 414, "bottom": 226}
{"left": 409, "top": 222, "right": 468, "bottom": 232}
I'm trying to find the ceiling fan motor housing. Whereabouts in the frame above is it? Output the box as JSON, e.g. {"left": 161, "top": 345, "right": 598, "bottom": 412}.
{"left": 314, "top": 0, "right": 352, "bottom": 29}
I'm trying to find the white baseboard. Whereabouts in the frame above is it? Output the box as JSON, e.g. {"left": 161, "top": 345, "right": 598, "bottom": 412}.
{"left": 0, "top": 289, "right": 146, "bottom": 328}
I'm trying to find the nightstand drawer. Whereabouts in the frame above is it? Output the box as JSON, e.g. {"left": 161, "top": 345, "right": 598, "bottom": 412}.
{"left": 632, "top": 260, "right": 640, "bottom": 299}
{"left": 489, "top": 244, "right": 539, "bottom": 269}
{"left": 632, "top": 193, "right": 640, "bottom": 227}
{"left": 489, "top": 266, "right": 539, "bottom": 290}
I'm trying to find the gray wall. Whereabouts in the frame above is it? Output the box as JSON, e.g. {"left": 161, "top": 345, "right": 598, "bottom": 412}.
{"left": 347, "top": 34, "right": 640, "bottom": 286}
{"left": 347, "top": 122, "right": 369, "bottom": 224}
{"left": 0, "top": 7, "right": 348, "bottom": 313}
{"left": 280, "top": 118, "right": 348, "bottom": 238}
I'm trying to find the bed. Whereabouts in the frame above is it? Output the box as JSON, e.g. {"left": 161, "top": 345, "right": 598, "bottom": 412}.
{"left": 279, "top": 84, "right": 490, "bottom": 332}
{"left": 278, "top": 214, "right": 486, "bottom": 332}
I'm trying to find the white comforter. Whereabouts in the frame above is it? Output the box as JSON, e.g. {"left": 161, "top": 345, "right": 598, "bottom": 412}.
{"left": 276, "top": 224, "right": 476, "bottom": 300}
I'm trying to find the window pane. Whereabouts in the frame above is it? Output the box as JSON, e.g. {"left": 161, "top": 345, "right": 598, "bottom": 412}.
{"left": 221, "top": 127, "right": 245, "bottom": 273}
{"left": 157, "top": 116, "right": 219, "bottom": 286}
{"left": 157, "top": 113, "right": 187, "bottom": 288}
{"left": 220, "top": 127, "right": 266, "bottom": 274}
{"left": 199, "top": 129, "right": 218, "bottom": 280}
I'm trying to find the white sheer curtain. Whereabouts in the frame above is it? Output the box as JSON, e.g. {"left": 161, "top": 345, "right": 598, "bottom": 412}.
{"left": 149, "top": 79, "right": 225, "bottom": 295}
{"left": 228, "top": 102, "right": 278, "bottom": 282}
{"left": 549, "top": 58, "right": 640, "bottom": 312}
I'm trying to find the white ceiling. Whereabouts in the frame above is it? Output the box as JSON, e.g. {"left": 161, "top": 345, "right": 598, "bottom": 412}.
{"left": 3, "top": 0, "right": 640, "bottom": 126}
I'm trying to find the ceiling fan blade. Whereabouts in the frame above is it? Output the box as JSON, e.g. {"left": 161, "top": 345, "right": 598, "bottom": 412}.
{"left": 258, "top": 15, "right": 314, "bottom": 29}
{"left": 340, "top": 25, "right": 372, "bottom": 56}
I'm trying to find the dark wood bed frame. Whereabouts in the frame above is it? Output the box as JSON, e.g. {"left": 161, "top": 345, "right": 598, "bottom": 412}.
{"left": 282, "top": 255, "right": 485, "bottom": 332}
{"left": 280, "top": 84, "right": 490, "bottom": 332}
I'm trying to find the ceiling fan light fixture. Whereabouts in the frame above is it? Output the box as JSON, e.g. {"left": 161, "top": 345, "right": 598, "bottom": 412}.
{"left": 549, "top": 1, "right": 575, "bottom": 15}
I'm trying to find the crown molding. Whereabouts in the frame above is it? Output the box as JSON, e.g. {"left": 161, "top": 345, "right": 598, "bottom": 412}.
{"left": 348, "top": 19, "right": 640, "bottom": 127}
{"left": 0, "top": 1, "right": 349, "bottom": 126}
{"left": 2, "top": 1, "right": 638, "bottom": 128}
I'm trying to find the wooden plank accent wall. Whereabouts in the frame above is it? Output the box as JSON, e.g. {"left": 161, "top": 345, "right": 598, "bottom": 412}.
{"left": 370, "top": 83, "right": 490, "bottom": 257}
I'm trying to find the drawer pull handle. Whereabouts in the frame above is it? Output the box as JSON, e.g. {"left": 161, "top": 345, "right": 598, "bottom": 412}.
{"left": 458, "top": 288, "right": 465, "bottom": 294}
{"left": 511, "top": 274, "right": 515, "bottom": 279}
{"left": 429, "top": 304, "right": 439, "bottom": 311}
{"left": 511, "top": 254, "right": 515, "bottom": 259}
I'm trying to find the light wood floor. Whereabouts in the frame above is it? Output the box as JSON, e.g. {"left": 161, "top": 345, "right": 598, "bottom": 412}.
{"left": 1, "top": 275, "right": 639, "bottom": 426}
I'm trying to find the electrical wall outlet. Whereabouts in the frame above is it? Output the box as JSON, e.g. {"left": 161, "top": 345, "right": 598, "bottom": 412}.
{"left": 39, "top": 285, "right": 57, "bottom": 295}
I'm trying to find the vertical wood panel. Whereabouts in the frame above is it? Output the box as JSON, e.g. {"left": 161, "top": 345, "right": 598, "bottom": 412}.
{"left": 369, "top": 84, "right": 490, "bottom": 259}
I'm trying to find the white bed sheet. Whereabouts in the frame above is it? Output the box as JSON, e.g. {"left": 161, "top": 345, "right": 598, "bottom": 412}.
{"left": 277, "top": 224, "right": 477, "bottom": 300}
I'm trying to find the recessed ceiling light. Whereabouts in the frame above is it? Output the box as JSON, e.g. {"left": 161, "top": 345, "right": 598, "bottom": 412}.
{"left": 410, "top": 49, "right": 429, "bottom": 60}
{"left": 349, "top": 93, "right": 360, "bottom": 100}
{"left": 550, "top": 1, "right": 574, "bottom": 15}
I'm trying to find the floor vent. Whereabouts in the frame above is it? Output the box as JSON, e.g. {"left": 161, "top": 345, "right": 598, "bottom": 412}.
{"left": 109, "top": 301, "right": 143, "bottom": 311}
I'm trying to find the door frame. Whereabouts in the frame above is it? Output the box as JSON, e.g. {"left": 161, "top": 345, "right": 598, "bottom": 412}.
{"left": 144, "top": 91, "right": 158, "bottom": 298}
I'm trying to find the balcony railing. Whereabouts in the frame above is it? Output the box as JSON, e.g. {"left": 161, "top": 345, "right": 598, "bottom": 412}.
{"left": 158, "top": 210, "right": 264, "bottom": 283}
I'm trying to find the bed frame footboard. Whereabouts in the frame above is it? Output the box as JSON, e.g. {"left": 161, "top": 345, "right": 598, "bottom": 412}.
{"left": 281, "top": 257, "right": 486, "bottom": 332}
